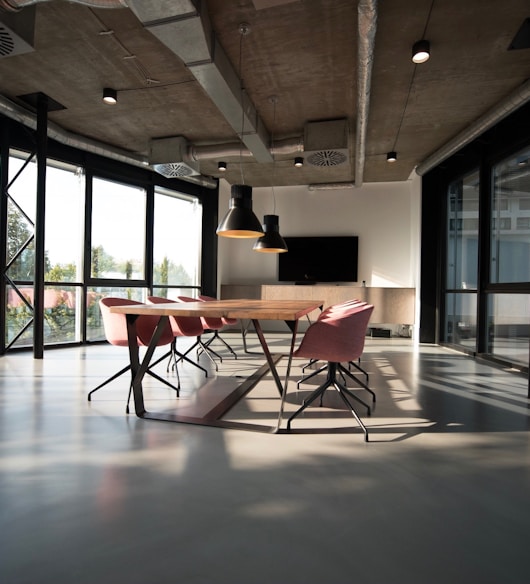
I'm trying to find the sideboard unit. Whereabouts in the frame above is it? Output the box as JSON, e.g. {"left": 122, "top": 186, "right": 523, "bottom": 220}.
{"left": 221, "top": 284, "right": 415, "bottom": 328}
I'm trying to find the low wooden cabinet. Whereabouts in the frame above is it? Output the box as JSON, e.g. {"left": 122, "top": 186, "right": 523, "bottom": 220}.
{"left": 221, "top": 284, "right": 415, "bottom": 325}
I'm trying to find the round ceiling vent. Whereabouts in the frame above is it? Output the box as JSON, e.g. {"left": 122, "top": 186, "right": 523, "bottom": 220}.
{"left": 306, "top": 150, "right": 348, "bottom": 167}
{"left": 153, "top": 162, "right": 194, "bottom": 178}
{"left": 0, "top": 26, "right": 15, "bottom": 57}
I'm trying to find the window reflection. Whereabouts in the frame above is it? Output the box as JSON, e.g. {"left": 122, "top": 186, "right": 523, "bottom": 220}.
{"left": 446, "top": 170, "right": 479, "bottom": 291}
{"left": 491, "top": 147, "right": 530, "bottom": 283}
{"left": 445, "top": 292, "right": 477, "bottom": 349}
{"left": 487, "top": 294, "right": 529, "bottom": 368}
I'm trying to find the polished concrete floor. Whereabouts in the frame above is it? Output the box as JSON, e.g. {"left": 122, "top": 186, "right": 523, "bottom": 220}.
{"left": 0, "top": 333, "right": 529, "bottom": 584}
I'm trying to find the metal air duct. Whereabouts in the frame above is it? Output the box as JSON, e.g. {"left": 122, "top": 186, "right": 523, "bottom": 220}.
{"left": 0, "top": 0, "right": 127, "bottom": 10}
{"left": 126, "top": 0, "right": 273, "bottom": 164}
{"left": 0, "top": 94, "right": 217, "bottom": 188}
{"left": 355, "top": 0, "right": 377, "bottom": 187}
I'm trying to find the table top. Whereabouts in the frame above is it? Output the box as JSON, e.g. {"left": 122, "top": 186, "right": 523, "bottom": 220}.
{"left": 109, "top": 298, "right": 324, "bottom": 321}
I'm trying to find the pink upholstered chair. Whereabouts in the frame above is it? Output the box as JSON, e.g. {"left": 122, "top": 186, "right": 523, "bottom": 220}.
{"left": 287, "top": 302, "right": 374, "bottom": 441}
{"left": 88, "top": 297, "right": 179, "bottom": 413}
{"left": 147, "top": 296, "right": 208, "bottom": 379}
{"left": 297, "top": 299, "right": 369, "bottom": 387}
{"left": 198, "top": 294, "right": 238, "bottom": 358}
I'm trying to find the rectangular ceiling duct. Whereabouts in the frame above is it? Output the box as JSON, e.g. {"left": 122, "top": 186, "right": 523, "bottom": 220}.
{"left": 303, "top": 119, "right": 350, "bottom": 167}
{"left": 0, "top": 7, "right": 36, "bottom": 58}
{"left": 149, "top": 136, "right": 200, "bottom": 178}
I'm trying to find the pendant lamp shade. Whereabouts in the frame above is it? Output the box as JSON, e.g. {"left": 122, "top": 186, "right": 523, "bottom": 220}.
{"left": 253, "top": 214, "right": 288, "bottom": 253}
{"left": 216, "top": 184, "right": 264, "bottom": 238}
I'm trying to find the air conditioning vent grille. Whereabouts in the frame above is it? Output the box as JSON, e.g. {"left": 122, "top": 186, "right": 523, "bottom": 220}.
{"left": 0, "top": 22, "right": 34, "bottom": 58}
{"left": 306, "top": 150, "right": 348, "bottom": 167}
{"left": 0, "top": 27, "right": 15, "bottom": 57}
{"left": 153, "top": 162, "right": 198, "bottom": 178}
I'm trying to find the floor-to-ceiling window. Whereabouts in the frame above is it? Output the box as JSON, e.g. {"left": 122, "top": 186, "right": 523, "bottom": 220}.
{"left": 5, "top": 152, "right": 86, "bottom": 348}
{"left": 86, "top": 177, "right": 149, "bottom": 342}
{"left": 445, "top": 169, "right": 479, "bottom": 351}
{"left": 152, "top": 186, "right": 202, "bottom": 300}
{"left": 487, "top": 145, "right": 530, "bottom": 368}
{"left": 2, "top": 143, "right": 209, "bottom": 352}
{"left": 422, "top": 101, "right": 529, "bottom": 380}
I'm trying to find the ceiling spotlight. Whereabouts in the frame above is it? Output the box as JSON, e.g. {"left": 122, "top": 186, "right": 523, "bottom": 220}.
{"left": 412, "top": 39, "right": 430, "bottom": 63}
{"left": 294, "top": 157, "right": 304, "bottom": 167}
{"left": 387, "top": 151, "right": 397, "bottom": 162}
{"left": 102, "top": 87, "right": 117, "bottom": 105}
{"left": 218, "top": 161, "right": 227, "bottom": 171}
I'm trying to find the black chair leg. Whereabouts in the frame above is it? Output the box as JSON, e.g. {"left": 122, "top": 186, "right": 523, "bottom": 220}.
{"left": 348, "top": 359, "right": 369, "bottom": 385}
{"left": 287, "top": 377, "right": 333, "bottom": 430}
{"left": 339, "top": 364, "right": 376, "bottom": 403}
{"left": 334, "top": 382, "right": 369, "bottom": 442}
{"left": 287, "top": 363, "right": 369, "bottom": 441}
{"left": 146, "top": 369, "right": 180, "bottom": 394}
{"left": 297, "top": 363, "right": 327, "bottom": 389}
{"left": 88, "top": 364, "right": 131, "bottom": 401}
{"left": 203, "top": 330, "right": 237, "bottom": 359}
{"left": 180, "top": 337, "right": 220, "bottom": 371}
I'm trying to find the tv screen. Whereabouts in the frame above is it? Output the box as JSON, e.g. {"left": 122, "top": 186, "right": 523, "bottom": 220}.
{"left": 278, "top": 236, "right": 358, "bottom": 283}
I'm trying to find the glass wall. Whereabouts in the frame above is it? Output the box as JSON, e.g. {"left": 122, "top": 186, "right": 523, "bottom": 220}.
{"left": 486, "top": 145, "right": 530, "bottom": 368}
{"left": 444, "top": 169, "right": 479, "bottom": 350}
{"left": 490, "top": 147, "right": 530, "bottom": 283}
{"left": 487, "top": 294, "right": 529, "bottom": 368}
{"left": 86, "top": 286, "right": 149, "bottom": 342}
{"left": 5, "top": 151, "right": 37, "bottom": 348}
{"left": 152, "top": 186, "right": 202, "bottom": 295}
{"left": 437, "top": 135, "right": 529, "bottom": 374}
{"left": 3, "top": 149, "right": 205, "bottom": 351}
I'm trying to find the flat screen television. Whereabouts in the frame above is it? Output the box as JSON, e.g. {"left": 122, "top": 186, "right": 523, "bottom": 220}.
{"left": 278, "top": 236, "right": 358, "bottom": 283}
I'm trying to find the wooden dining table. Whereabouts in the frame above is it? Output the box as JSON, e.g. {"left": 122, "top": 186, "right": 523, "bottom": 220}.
{"left": 109, "top": 298, "right": 324, "bottom": 433}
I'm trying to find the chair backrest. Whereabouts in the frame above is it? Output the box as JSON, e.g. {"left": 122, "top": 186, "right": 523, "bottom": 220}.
{"left": 318, "top": 299, "right": 366, "bottom": 322}
{"left": 178, "top": 295, "right": 224, "bottom": 331}
{"left": 99, "top": 297, "right": 173, "bottom": 348}
{"left": 294, "top": 303, "right": 374, "bottom": 363}
{"left": 147, "top": 296, "right": 203, "bottom": 337}
{"left": 198, "top": 294, "right": 237, "bottom": 325}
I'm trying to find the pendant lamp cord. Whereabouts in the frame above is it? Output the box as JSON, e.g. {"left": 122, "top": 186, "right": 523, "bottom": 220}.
{"left": 270, "top": 96, "right": 277, "bottom": 214}
{"left": 392, "top": 0, "right": 435, "bottom": 152}
{"left": 238, "top": 29, "right": 246, "bottom": 186}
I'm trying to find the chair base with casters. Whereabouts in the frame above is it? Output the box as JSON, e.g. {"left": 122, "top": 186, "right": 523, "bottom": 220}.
{"left": 287, "top": 362, "right": 370, "bottom": 442}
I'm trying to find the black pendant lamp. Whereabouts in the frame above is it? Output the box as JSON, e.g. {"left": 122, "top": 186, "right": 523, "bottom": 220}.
{"left": 253, "top": 214, "right": 288, "bottom": 253}
{"left": 216, "top": 184, "right": 264, "bottom": 238}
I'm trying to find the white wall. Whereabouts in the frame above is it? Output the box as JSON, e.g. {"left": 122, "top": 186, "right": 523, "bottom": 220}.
{"left": 217, "top": 175, "right": 422, "bottom": 292}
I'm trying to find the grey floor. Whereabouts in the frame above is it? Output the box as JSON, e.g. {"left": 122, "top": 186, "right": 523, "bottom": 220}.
{"left": 0, "top": 333, "right": 529, "bottom": 584}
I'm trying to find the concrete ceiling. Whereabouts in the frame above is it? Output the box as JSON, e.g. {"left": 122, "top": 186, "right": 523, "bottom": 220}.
{"left": 0, "top": 0, "right": 529, "bottom": 188}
